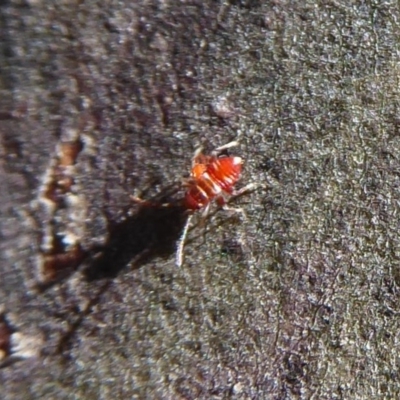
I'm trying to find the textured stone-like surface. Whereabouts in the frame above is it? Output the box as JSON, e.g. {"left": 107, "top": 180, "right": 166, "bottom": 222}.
{"left": 2, "top": 1, "right": 400, "bottom": 399}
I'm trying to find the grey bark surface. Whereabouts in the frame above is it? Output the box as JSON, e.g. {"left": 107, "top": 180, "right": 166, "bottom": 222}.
{"left": 1, "top": 1, "right": 400, "bottom": 399}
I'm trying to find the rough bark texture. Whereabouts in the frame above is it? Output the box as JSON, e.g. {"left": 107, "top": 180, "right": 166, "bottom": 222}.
{"left": 2, "top": 1, "right": 400, "bottom": 399}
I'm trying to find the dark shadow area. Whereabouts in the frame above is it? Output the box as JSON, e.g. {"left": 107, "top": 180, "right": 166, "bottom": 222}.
{"left": 52, "top": 196, "right": 189, "bottom": 355}
{"left": 84, "top": 203, "right": 189, "bottom": 281}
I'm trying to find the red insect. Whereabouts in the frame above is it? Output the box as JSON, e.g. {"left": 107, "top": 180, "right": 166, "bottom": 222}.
{"left": 175, "top": 141, "right": 251, "bottom": 266}
{"left": 183, "top": 141, "right": 244, "bottom": 213}
{"left": 132, "top": 141, "right": 251, "bottom": 266}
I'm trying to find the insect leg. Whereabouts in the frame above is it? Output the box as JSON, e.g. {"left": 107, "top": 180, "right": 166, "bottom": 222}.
{"left": 212, "top": 140, "right": 240, "bottom": 156}
{"left": 176, "top": 214, "right": 193, "bottom": 267}
{"left": 231, "top": 182, "right": 256, "bottom": 198}
{"left": 221, "top": 183, "right": 256, "bottom": 218}
{"left": 222, "top": 204, "right": 247, "bottom": 220}
{"left": 192, "top": 146, "right": 204, "bottom": 160}
{"left": 200, "top": 202, "right": 211, "bottom": 218}
{"left": 130, "top": 195, "right": 176, "bottom": 208}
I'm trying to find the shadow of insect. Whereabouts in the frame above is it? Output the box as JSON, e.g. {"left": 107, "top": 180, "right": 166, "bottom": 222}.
{"left": 84, "top": 197, "right": 188, "bottom": 281}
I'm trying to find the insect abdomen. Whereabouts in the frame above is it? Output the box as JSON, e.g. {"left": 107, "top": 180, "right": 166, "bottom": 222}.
{"left": 184, "top": 173, "right": 220, "bottom": 209}
{"left": 184, "top": 186, "right": 209, "bottom": 210}
{"left": 207, "top": 157, "right": 242, "bottom": 192}
{"left": 184, "top": 156, "right": 243, "bottom": 210}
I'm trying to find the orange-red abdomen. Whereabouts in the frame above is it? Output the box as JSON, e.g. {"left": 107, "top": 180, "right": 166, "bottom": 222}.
{"left": 184, "top": 156, "right": 243, "bottom": 210}
{"left": 207, "top": 157, "right": 242, "bottom": 192}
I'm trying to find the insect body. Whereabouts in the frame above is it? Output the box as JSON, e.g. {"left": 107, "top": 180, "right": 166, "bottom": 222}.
{"left": 184, "top": 153, "right": 243, "bottom": 211}
{"left": 131, "top": 141, "right": 251, "bottom": 267}
{"left": 175, "top": 141, "right": 251, "bottom": 266}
